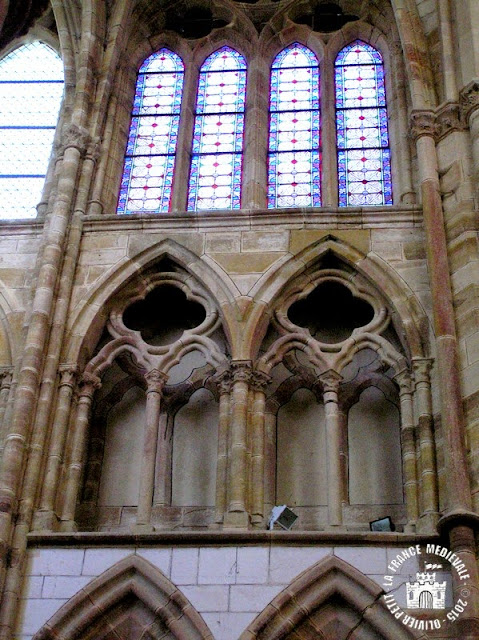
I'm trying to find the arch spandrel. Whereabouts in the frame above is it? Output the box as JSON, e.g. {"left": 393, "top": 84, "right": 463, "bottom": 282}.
{"left": 32, "top": 554, "right": 213, "bottom": 640}
{"left": 239, "top": 555, "right": 424, "bottom": 640}
{"left": 63, "top": 238, "right": 242, "bottom": 367}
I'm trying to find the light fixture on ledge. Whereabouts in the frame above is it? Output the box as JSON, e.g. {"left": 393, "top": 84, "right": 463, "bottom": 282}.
{"left": 268, "top": 505, "right": 298, "bottom": 530}
{"left": 369, "top": 516, "right": 395, "bottom": 532}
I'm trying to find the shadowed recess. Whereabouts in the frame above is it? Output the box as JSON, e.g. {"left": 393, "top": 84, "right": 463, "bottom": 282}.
{"left": 165, "top": 6, "right": 228, "bottom": 38}
{"left": 287, "top": 281, "right": 374, "bottom": 343}
{"left": 123, "top": 285, "right": 206, "bottom": 346}
{"left": 293, "top": 2, "right": 359, "bottom": 32}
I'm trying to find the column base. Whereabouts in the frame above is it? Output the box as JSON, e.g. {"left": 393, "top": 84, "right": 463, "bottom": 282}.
{"left": 223, "top": 511, "right": 250, "bottom": 528}
{"left": 31, "top": 510, "right": 57, "bottom": 532}
{"left": 131, "top": 523, "right": 155, "bottom": 533}
{"left": 416, "top": 511, "right": 440, "bottom": 534}
{"left": 58, "top": 520, "right": 78, "bottom": 532}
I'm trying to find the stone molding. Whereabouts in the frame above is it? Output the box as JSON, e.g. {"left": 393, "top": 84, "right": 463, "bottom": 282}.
{"left": 435, "top": 101, "right": 467, "bottom": 140}
{"left": 31, "top": 554, "right": 212, "bottom": 640}
{"left": 239, "top": 555, "right": 420, "bottom": 640}
{"left": 460, "top": 79, "right": 479, "bottom": 122}
{"left": 410, "top": 104, "right": 467, "bottom": 142}
{"left": 26, "top": 530, "right": 439, "bottom": 547}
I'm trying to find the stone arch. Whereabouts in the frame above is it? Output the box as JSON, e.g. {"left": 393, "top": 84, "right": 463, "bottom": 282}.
{"left": 64, "top": 238, "right": 241, "bottom": 366}
{"left": 32, "top": 554, "right": 213, "bottom": 640}
{"left": 243, "top": 234, "right": 429, "bottom": 361}
{"left": 239, "top": 555, "right": 422, "bottom": 640}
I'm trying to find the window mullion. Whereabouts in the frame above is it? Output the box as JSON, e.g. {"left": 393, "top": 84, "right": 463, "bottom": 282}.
{"left": 170, "top": 57, "right": 198, "bottom": 212}
{"left": 320, "top": 51, "right": 338, "bottom": 208}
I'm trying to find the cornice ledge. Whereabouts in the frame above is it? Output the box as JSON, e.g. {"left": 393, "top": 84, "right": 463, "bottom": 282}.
{"left": 27, "top": 529, "right": 440, "bottom": 547}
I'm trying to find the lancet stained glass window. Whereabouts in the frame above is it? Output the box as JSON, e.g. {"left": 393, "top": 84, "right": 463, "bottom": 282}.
{"left": 335, "top": 40, "right": 392, "bottom": 206}
{"left": 268, "top": 44, "right": 321, "bottom": 209}
{"left": 117, "top": 48, "right": 184, "bottom": 214}
{"left": 0, "top": 42, "right": 64, "bottom": 219}
{"left": 187, "top": 47, "right": 246, "bottom": 210}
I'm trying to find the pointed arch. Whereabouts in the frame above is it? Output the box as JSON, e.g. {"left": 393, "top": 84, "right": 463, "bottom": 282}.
{"left": 187, "top": 46, "right": 247, "bottom": 211}
{"left": 244, "top": 234, "right": 428, "bottom": 360}
{"left": 117, "top": 47, "right": 185, "bottom": 215}
{"left": 268, "top": 42, "right": 321, "bottom": 208}
{"left": 32, "top": 554, "right": 213, "bottom": 640}
{"left": 239, "top": 555, "right": 421, "bottom": 640}
{"left": 64, "top": 238, "right": 241, "bottom": 366}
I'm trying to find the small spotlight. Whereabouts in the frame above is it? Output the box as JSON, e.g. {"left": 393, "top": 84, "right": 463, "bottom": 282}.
{"left": 268, "top": 505, "right": 298, "bottom": 530}
{"left": 369, "top": 516, "right": 395, "bottom": 532}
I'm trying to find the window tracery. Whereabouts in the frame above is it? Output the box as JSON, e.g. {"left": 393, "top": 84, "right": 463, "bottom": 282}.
{"left": 187, "top": 46, "right": 247, "bottom": 211}
{"left": 268, "top": 43, "right": 321, "bottom": 208}
{"left": 117, "top": 48, "right": 184, "bottom": 215}
{"left": 117, "top": 38, "right": 394, "bottom": 214}
{"left": 335, "top": 40, "right": 392, "bottom": 206}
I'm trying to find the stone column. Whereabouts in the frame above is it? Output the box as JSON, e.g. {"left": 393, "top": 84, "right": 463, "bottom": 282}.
{"left": 153, "top": 412, "right": 170, "bottom": 508}
{"left": 395, "top": 368, "right": 419, "bottom": 532}
{"left": 411, "top": 111, "right": 479, "bottom": 632}
{"left": 59, "top": 373, "right": 101, "bottom": 531}
{"left": 0, "top": 125, "right": 89, "bottom": 549}
{"left": 263, "top": 408, "right": 277, "bottom": 521}
{"left": 250, "top": 371, "right": 271, "bottom": 528}
{"left": 34, "top": 366, "right": 77, "bottom": 531}
{"left": 461, "top": 81, "right": 479, "bottom": 204}
{"left": 0, "top": 371, "right": 12, "bottom": 457}
{"left": 213, "top": 372, "right": 231, "bottom": 526}
{"left": 320, "top": 370, "right": 343, "bottom": 528}
{"left": 337, "top": 406, "right": 349, "bottom": 507}
{"left": 412, "top": 358, "right": 439, "bottom": 531}
{"left": 224, "top": 361, "right": 252, "bottom": 528}
{"left": 136, "top": 369, "right": 166, "bottom": 531}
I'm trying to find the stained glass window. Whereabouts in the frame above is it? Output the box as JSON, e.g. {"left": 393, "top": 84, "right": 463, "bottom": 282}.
{"left": 268, "top": 44, "right": 321, "bottom": 209}
{"left": 0, "top": 42, "right": 64, "bottom": 219}
{"left": 187, "top": 47, "right": 246, "bottom": 211}
{"left": 117, "top": 48, "right": 184, "bottom": 215}
{"left": 335, "top": 40, "right": 392, "bottom": 206}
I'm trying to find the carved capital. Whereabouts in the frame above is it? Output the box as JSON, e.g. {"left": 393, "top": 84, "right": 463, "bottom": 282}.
{"left": 79, "top": 372, "right": 102, "bottom": 397}
{"left": 145, "top": 368, "right": 167, "bottom": 392}
{"left": 251, "top": 370, "right": 271, "bottom": 392}
{"left": 215, "top": 370, "right": 232, "bottom": 395}
{"left": 230, "top": 360, "right": 253, "bottom": 385}
{"left": 410, "top": 110, "right": 436, "bottom": 141}
{"left": 318, "top": 369, "right": 342, "bottom": 395}
{"left": 394, "top": 368, "right": 413, "bottom": 395}
{"left": 460, "top": 80, "right": 479, "bottom": 121}
{"left": 435, "top": 102, "right": 466, "bottom": 141}
{"left": 412, "top": 357, "right": 433, "bottom": 385}
{"left": 58, "top": 123, "right": 91, "bottom": 157}
{"left": 58, "top": 365, "right": 78, "bottom": 389}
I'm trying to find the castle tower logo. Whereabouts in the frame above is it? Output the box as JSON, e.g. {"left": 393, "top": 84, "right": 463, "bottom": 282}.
{"left": 406, "top": 564, "right": 446, "bottom": 609}
{"left": 382, "top": 544, "right": 471, "bottom": 632}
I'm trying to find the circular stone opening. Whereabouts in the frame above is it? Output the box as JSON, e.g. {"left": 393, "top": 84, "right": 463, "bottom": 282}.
{"left": 123, "top": 285, "right": 206, "bottom": 346}
{"left": 287, "top": 281, "right": 374, "bottom": 344}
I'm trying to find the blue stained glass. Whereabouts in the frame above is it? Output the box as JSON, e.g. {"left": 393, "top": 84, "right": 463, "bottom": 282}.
{"left": 187, "top": 47, "right": 247, "bottom": 211}
{"left": 117, "top": 48, "right": 184, "bottom": 215}
{"left": 267, "top": 44, "right": 321, "bottom": 208}
{"left": 335, "top": 40, "right": 392, "bottom": 206}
